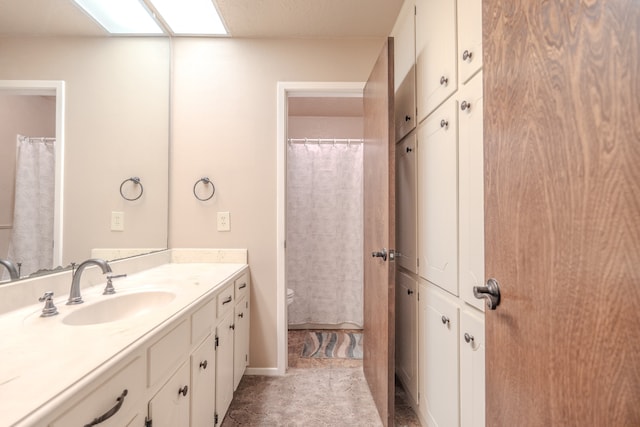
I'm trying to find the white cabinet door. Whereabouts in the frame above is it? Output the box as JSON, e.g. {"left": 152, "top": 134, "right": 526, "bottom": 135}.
{"left": 458, "top": 71, "right": 484, "bottom": 311}
{"left": 215, "top": 310, "right": 235, "bottom": 423}
{"left": 395, "top": 270, "right": 418, "bottom": 403}
{"left": 418, "top": 98, "right": 458, "bottom": 295}
{"left": 460, "top": 308, "right": 485, "bottom": 427}
{"left": 416, "top": 0, "right": 458, "bottom": 121}
{"left": 396, "top": 132, "right": 418, "bottom": 273}
{"left": 457, "top": 0, "right": 483, "bottom": 84}
{"left": 419, "top": 282, "right": 460, "bottom": 427}
{"left": 191, "top": 336, "right": 216, "bottom": 427}
{"left": 392, "top": 0, "right": 417, "bottom": 141}
{"left": 234, "top": 296, "right": 250, "bottom": 391}
{"left": 147, "top": 362, "right": 190, "bottom": 427}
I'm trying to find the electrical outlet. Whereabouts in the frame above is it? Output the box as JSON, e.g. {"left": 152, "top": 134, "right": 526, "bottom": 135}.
{"left": 217, "top": 211, "right": 230, "bottom": 231}
{"left": 111, "top": 211, "right": 124, "bottom": 231}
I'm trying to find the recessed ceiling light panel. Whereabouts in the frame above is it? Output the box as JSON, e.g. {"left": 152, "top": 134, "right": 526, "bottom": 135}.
{"left": 73, "top": 0, "right": 164, "bottom": 34}
{"left": 149, "top": 0, "right": 228, "bottom": 35}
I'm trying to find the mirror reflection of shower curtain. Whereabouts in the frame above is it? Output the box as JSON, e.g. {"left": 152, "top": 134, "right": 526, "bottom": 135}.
{"left": 286, "top": 142, "right": 363, "bottom": 327}
{"left": 7, "top": 135, "right": 56, "bottom": 278}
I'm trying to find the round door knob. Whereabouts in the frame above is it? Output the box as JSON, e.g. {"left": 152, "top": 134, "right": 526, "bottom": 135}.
{"left": 464, "top": 333, "right": 475, "bottom": 344}
{"left": 406, "top": 146, "right": 413, "bottom": 153}
{"left": 178, "top": 385, "right": 188, "bottom": 397}
{"left": 199, "top": 360, "right": 208, "bottom": 369}
{"left": 440, "top": 76, "right": 449, "bottom": 86}
{"left": 461, "top": 100, "right": 471, "bottom": 111}
{"left": 462, "top": 50, "right": 473, "bottom": 61}
{"left": 441, "top": 315, "right": 450, "bottom": 325}
{"left": 440, "top": 119, "right": 449, "bottom": 129}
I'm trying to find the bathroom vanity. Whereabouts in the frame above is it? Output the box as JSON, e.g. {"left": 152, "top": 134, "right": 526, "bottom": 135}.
{"left": 0, "top": 251, "right": 249, "bottom": 427}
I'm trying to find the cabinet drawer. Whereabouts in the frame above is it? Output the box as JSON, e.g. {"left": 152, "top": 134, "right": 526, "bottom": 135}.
{"left": 191, "top": 297, "right": 216, "bottom": 345}
{"left": 148, "top": 320, "right": 190, "bottom": 388}
{"left": 234, "top": 273, "right": 249, "bottom": 301}
{"left": 217, "top": 283, "right": 234, "bottom": 318}
{"left": 50, "top": 356, "right": 145, "bottom": 427}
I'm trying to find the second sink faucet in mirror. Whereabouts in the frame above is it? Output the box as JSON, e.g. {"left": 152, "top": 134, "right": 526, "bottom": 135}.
{"left": 67, "top": 259, "right": 112, "bottom": 305}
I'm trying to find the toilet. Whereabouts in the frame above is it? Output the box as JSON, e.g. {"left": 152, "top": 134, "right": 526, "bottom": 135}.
{"left": 287, "top": 288, "right": 295, "bottom": 306}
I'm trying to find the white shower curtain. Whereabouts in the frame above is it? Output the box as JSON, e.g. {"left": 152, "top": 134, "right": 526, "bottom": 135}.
{"left": 7, "top": 135, "right": 56, "bottom": 278}
{"left": 287, "top": 142, "right": 363, "bottom": 327}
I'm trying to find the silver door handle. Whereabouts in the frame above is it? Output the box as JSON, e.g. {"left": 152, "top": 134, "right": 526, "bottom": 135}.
{"left": 473, "top": 278, "right": 501, "bottom": 310}
{"left": 371, "top": 248, "right": 387, "bottom": 261}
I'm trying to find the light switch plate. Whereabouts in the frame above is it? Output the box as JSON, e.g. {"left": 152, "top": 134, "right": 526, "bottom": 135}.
{"left": 217, "top": 211, "right": 230, "bottom": 231}
{"left": 111, "top": 211, "right": 124, "bottom": 231}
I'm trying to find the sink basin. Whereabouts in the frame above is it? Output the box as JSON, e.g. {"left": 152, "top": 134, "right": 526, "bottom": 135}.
{"left": 63, "top": 290, "right": 176, "bottom": 326}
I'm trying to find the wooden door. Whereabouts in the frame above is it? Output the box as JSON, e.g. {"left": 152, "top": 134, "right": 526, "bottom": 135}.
{"left": 363, "top": 37, "right": 395, "bottom": 427}
{"left": 483, "top": 1, "right": 640, "bottom": 425}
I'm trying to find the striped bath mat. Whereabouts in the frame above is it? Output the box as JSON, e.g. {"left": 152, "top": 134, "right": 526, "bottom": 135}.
{"left": 301, "top": 331, "right": 363, "bottom": 359}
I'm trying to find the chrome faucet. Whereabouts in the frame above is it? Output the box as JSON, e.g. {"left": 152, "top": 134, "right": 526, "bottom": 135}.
{"left": 0, "top": 259, "right": 19, "bottom": 280}
{"left": 67, "top": 259, "right": 112, "bottom": 305}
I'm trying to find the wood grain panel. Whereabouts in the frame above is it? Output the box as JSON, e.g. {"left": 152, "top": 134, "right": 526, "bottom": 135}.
{"left": 363, "top": 37, "right": 395, "bottom": 427}
{"left": 483, "top": 1, "right": 640, "bottom": 425}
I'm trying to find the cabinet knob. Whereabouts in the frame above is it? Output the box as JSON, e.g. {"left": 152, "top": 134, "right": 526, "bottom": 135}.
{"left": 230, "top": 323, "right": 235, "bottom": 330}
{"left": 178, "top": 385, "right": 189, "bottom": 397}
{"left": 199, "top": 360, "right": 208, "bottom": 369}
{"left": 405, "top": 115, "right": 412, "bottom": 122}
{"left": 461, "top": 100, "right": 471, "bottom": 111}
{"left": 440, "top": 119, "right": 449, "bottom": 129}
{"left": 238, "top": 312, "right": 244, "bottom": 318}
{"left": 406, "top": 146, "right": 413, "bottom": 153}
{"left": 464, "top": 333, "right": 475, "bottom": 344}
{"left": 407, "top": 289, "right": 414, "bottom": 296}
{"left": 462, "top": 50, "right": 473, "bottom": 61}
{"left": 440, "top": 76, "right": 449, "bottom": 86}
{"left": 441, "top": 315, "right": 450, "bottom": 325}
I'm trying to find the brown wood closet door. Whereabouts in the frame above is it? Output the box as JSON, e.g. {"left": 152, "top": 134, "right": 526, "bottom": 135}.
{"left": 483, "top": 1, "right": 640, "bottom": 425}
{"left": 363, "top": 37, "right": 395, "bottom": 427}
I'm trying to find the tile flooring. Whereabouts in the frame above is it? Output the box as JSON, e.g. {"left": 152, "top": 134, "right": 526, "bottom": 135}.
{"left": 221, "top": 330, "right": 421, "bottom": 426}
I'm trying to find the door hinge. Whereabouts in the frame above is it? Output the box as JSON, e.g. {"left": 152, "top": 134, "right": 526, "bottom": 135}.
{"left": 215, "top": 335, "right": 219, "bottom": 349}
{"left": 214, "top": 412, "right": 219, "bottom": 425}
{"left": 414, "top": 5, "right": 417, "bottom": 15}
{"left": 245, "top": 354, "right": 248, "bottom": 362}
{"left": 145, "top": 417, "right": 152, "bottom": 427}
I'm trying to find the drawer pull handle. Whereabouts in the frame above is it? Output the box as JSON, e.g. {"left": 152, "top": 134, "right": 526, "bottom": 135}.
{"left": 199, "top": 360, "right": 208, "bottom": 369}
{"left": 178, "top": 385, "right": 189, "bottom": 397}
{"left": 238, "top": 312, "right": 244, "bottom": 318}
{"left": 84, "top": 389, "right": 128, "bottom": 427}
{"left": 239, "top": 283, "right": 247, "bottom": 290}
{"left": 222, "top": 296, "right": 232, "bottom": 305}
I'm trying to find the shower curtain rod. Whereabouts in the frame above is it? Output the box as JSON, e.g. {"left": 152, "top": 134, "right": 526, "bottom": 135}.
{"left": 287, "top": 138, "right": 363, "bottom": 145}
{"left": 18, "top": 135, "right": 56, "bottom": 144}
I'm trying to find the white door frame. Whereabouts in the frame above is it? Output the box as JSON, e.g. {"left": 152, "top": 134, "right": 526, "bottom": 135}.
{"left": 273, "top": 81, "right": 364, "bottom": 375}
{"left": 0, "top": 80, "right": 65, "bottom": 269}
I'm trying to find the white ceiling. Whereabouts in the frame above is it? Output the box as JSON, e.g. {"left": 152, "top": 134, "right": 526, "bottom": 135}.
{"left": 0, "top": 0, "right": 403, "bottom": 38}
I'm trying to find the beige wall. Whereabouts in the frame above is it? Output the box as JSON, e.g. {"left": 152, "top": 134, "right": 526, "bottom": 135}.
{"left": 0, "top": 95, "right": 56, "bottom": 258}
{"left": 288, "top": 116, "right": 364, "bottom": 139}
{"left": 0, "top": 37, "right": 170, "bottom": 266}
{"left": 170, "top": 37, "right": 383, "bottom": 368}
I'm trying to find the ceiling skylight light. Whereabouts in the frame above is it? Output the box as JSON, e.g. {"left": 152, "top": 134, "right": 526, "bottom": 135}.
{"left": 72, "top": 0, "right": 228, "bottom": 36}
{"left": 73, "top": 0, "right": 163, "bottom": 35}
{"left": 149, "top": 0, "right": 228, "bottom": 35}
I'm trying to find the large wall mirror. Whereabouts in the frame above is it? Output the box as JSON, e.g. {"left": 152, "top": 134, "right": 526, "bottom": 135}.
{"left": 0, "top": 37, "right": 170, "bottom": 283}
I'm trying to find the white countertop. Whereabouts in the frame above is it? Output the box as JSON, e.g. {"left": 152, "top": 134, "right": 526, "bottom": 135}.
{"left": 0, "top": 262, "right": 247, "bottom": 427}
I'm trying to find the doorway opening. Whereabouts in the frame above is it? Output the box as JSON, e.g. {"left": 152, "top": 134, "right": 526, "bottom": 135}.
{"left": 276, "top": 82, "right": 364, "bottom": 374}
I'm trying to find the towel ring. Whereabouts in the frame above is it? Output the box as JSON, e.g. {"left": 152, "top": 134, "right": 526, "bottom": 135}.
{"left": 193, "top": 177, "right": 215, "bottom": 201}
{"left": 119, "top": 177, "right": 143, "bottom": 201}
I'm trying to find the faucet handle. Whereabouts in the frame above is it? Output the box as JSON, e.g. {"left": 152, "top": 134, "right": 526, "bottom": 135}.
{"left": 104, "top": 274, "right": 127, "bottom": 295}
{"left": 39, "top": 291, "right": 59, "bottom": 317}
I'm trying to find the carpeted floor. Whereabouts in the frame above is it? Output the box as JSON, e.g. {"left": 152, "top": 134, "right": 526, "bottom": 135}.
{"left": 220, "top": 329, "right": 422, "bottom": 426}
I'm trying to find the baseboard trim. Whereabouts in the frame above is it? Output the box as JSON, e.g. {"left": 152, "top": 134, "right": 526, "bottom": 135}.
{"left": 245, "top": 367, "right": 283, "bottom": 376}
